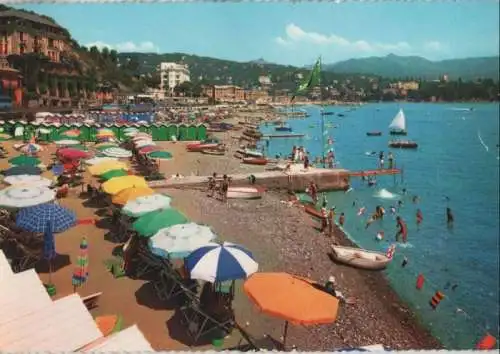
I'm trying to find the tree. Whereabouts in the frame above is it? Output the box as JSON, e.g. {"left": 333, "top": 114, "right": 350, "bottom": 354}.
{"left": 174, "top": 81, "right": 194, "bottom": 96}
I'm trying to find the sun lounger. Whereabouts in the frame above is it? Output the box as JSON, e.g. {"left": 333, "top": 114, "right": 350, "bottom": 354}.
{"left": 179, "top": 301, "right": 235, "bottom": 345}
{"left": 134, "top": 247, "right": 165, "bottom": 278}
{"left": 82, "top": 292, "right": 103, "bottom": 310}
{"left": 153, "top": 268, "right": 198, "bottom": 303}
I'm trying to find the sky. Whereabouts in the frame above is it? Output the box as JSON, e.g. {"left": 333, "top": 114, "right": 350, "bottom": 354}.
{"left": 16, "top": 1, "right": 500, "bottom": 66}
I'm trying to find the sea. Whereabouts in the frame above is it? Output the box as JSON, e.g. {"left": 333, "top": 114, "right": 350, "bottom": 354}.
{"left": 258, "top": 102, "right": 500, "bottom": 349}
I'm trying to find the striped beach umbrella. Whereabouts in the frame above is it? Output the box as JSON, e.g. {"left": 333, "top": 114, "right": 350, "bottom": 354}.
{"left": 19, "top": 143, "right": 43, "bottom": 154}
{"left": 72, "top": 237, "right": 89, "bottom": 292}
{"left": 185, "top": 242, "right": 259, "bottom": 283}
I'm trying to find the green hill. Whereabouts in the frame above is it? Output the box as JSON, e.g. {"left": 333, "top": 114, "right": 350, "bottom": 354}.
{"left": 324, "top": 54, "right": 499, "bottom": 80}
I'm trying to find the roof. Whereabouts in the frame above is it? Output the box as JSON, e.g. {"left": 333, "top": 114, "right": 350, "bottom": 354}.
{"left": 0, "top": 250, "right": 13, "bottom": 280}
{"left": 0, "top": 293, "right": 102, "bottom": 351}
{"left": 80, "top": 325, "right": 154, "bottom": 352}
{"left": 0, "top": 10, "right": 62, "bottom": 29}
{"left": 0, "top": 268, "right": 52, "bottom": 325}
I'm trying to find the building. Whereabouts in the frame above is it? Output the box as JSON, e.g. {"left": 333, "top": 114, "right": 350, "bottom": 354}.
{"left": 390, "top": 81, "right": 420, "bottom": 91}
{"left": 244, "top": 89, "right": 269, "bottom": 103}
{"left": 203, "top": 85, "right": 245, "bottom": 103}
{"left": 0, "top": 10, "right": 69, "bottom": 62}
{"left": 159, "top": 62, "right": 190, "bottom": 96}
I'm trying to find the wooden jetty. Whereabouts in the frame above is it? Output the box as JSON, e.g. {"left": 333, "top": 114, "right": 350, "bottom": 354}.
{"left": 348, "top": 168, "right": 401, "bottom": 177}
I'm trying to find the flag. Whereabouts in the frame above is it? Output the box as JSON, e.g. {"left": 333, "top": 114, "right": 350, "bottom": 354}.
{"left": 291, "top": 57, "right": 322, "bottom": 102}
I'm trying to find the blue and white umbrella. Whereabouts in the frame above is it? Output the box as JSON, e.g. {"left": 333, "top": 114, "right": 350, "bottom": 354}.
{"left": 185, "top": 242, "right": 258, "bottom": 283}
{"left": 16, "top": 203, "right": 77, "bottom": 233}
{"left": 149, "top": 222, "right": 217, "bottom": 260}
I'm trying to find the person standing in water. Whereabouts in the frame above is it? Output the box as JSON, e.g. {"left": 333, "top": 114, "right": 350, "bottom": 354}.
{"left": 396, "top": 216, "right": 408, "bottom": 243}
{"left": 388, "top": 152, "right": 394, "bottom": 169}
{"left": 416, "top": 209, "right": 423, "bottom": 229}
{"left": 338, "top": 212, "right": 345, "bottom": 227}
{"left": 446, "top": 207, "right": 454, "bottom": 228}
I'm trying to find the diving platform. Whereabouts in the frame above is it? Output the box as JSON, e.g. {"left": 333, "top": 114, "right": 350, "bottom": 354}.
{"left": 348, "top": 168, "right": 401, "bottom": 177}
{"left": 148, "top": 167, "right": 350, "bottom": 192}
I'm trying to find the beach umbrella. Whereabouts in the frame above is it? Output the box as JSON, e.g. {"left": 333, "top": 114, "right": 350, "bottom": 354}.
{"left": 9, "top": 155, "right": 41, "bottom": 166}
{"left": 85, "top": 156, "right": 118, "bottom": 165}
{"left": 244, "top": 272, "right": 339, "bottom": 348}
{"left": 100, "top": 169, "right": 128, "bottom": 181}
{"left": 37, "top": 128, "right": 51, "bottom": 135}
{"left": 97, "top": 131, "right": 115, "bottom": 138}
{"left": 132, "top": 133, "right": 151, "bottom": 140}
{"left": 135, "top": 140, "right": 156, "bottom": 149}
{"left": 2, "top": 165, "right": 42, "bottom": 176}
{"left": 95, "top": 144, "right": 118, "bottom": 152}
{"left": 3, "top": 174, "right": 53, "bottom": 187}
{"left": 66, "top": 144, "right": 88, "bottom": 151}
{"left": 102, "top": 147, "right": 132, "bottom": 158}
{"left": 19, "top": 143, "right": 43, "bottom": 153}
{"left": 133, "top": 208, "right": 188, "bottom": 237}
{"left": 60, "top": 129, "right": 81, "bottom": 138}
{"left": 185, "top": 242, "right": 258, "bottom": 283}
{"left": 138, "top": 146, "right": 160, "bottom": 155}
{"left": 16, "top": 203, "right": 76, "bottom": 233}
{"left": 124, "top": 127, "right": 139, "bottom": 133}
{"left": 43, "top": 220, "right": 57, "bottom": 284}
{"left": 95, "top": 142, "right": 118, "bottom": 149}
{"left": 0, "top": 133, "right": 11, "bottom": 141}
{"left": 101, "top": 175, "right": 147, "bottom": 195}
{"left": 0, "top": 186, "right": 55, "bottom": 208}
{"left": 55, "top": 139, "right": 80, "bottom": 146}
{"left": 121, "top": 194, "right": 172, "bottom": 217}
{"left": 111, "top": 186, "right": 155, "bottom": 205}
{"left": 88, "top": 161, "right": 128, "bottom": 176}
{"left": 147, "top": 151, "right": 172, "bottom": 160}
{"left": 149, "top": 223, "right": 217, "bottom": 259}
{"left": 72, "top": 237, "right": 89, "bottom": 292}
{"left": 57, "top": 148, "right": 90, "bottom": 160}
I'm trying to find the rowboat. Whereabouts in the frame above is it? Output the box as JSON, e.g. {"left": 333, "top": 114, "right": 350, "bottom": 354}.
{"left": 366, "top": 131, "right": 382, "bottom": 136}
{"left": 187, "top": 143, "right": 219, "bottom": 152}
{"left": 330, "top": 245, "right": 392, "bottom": 270}
{"left": 202, "top": 149, "right": 225, "bottom": 156}
{"left": 236, "top": 149, "right": 263, "bottom": 158}
{"left": 388, "top": 140, "right": 418, "bottom": 149}
{"left": 242, "top": 157, "right": 267, "bottom": 165}
{"left": 227, "top": 186, "right": 264, "bottom": 199}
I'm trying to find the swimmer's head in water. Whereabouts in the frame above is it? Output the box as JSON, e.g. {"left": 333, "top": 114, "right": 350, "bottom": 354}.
{"left": 397, "top": 216, "right": 401, "bottom": 221}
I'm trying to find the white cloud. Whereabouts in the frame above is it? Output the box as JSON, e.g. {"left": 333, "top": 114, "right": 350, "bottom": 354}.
{"left": 423, "top": 41, "right": 443, "bottom": 52}
{"left": 275, "top": 23, "right": 412, "bottom": 54}
{"left": 85, "top": 40, "right": 159, "bottom": 53}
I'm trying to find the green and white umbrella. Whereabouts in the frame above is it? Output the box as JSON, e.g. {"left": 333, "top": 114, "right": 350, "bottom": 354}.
{"left": 102, "top": 147, "right": 132, "bottom": 158}
{"left": 85, "top": 156, "right": 118, "bottom": 165}
{"left": 133, "top": 208, "right": 188, "bottom": 237}
{"left": 9, "top": 155, "right": 41, "bottom": 167}
{"left": 147, "top": 151, "right": 172, "bottom": 160}
{"left": 55, "top": 139, "right": 80, "bottom": 146}
{"left": 122, "top": 194, "right": 172, "bottom": 217}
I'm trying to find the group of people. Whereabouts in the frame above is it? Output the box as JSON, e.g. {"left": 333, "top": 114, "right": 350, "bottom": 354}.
{"left": 377, "top": 151, "right": 395, "bottom": 170}
{"left": 207, "top": 173, "right": 231, "bottom": 202}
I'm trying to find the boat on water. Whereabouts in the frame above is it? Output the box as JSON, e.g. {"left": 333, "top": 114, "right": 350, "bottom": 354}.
{"left": 263, "top": 133, "right": 305, "bottom": 138}
{"left": 321, "top": 111, "right": 335, "bottom": 116}
{"left": 389, "top": 109, "right": 408, "bottom": 135}
{"left": 366, "top": 131, "right": 382, "bottom": 137}
{"left": 330, "top": 245, "right": 393, "bottom": 271}
{"left": 275, "top": 126, "right": 292, "bottom": 132}
{"left": 242, "top": 157, "right": 268, "bottom": 165}
{"left": 227, "top": 186, "right": 265, "bottom": 199}
{"left": 388, "top": 140, "right": 418, "bottom": 149}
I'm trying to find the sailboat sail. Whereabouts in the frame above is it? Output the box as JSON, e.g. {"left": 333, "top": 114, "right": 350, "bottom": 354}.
{"left": 389, "top": 109, "right": 406, "bottom": 131}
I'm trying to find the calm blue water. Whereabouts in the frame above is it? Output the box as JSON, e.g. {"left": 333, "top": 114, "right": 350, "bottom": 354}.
{"left": 260, "top": 103, "right": 499, "bottom": 349}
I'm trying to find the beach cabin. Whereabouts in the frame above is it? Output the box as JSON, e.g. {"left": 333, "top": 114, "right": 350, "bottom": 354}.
{"left": 177, "top": 124, "right": 188, "bottom": 141}
{"left": 13, "top": 121, "right": 25, "bottom": 140}
{"left": 166, "top": 124, "right": 178, "bottom": 141}
{"left": 89, "top": 125, "right": 98, "bottom": 142}
{"left": 196, "top": 124, "right": 207, "bottom": 141}
{"left": 79, "top": 124, "right": 92, "bottom": 142}
{"left": 186, "top": 124, "right": 197, "bottom": 141}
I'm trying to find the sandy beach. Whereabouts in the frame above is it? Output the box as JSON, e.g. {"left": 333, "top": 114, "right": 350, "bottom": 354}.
{"left": 0, "top": 109, "right": 442, "bottom": 350}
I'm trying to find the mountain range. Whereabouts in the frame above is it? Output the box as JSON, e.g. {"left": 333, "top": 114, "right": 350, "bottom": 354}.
{"left": 323, "top": 54, "right": 499, "bottom": 80}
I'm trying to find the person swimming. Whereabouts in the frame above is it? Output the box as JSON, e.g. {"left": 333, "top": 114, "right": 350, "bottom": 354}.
{"left": 416, "top": 209, "right": 423, "bottom": 229}
{"left": 389, "top": 206, "right": 396, "bottom": 214}
{"left": 446, "top": 207, "right": 454, "bottom": 228}
{"left": 376, "top": 231, "right": 384, "bottom": 241}
{"left": 357, "top": 207, "right": 366, "bottom": 216}
{"left": 396, "top": 216, "right": 408, "bottom": 243}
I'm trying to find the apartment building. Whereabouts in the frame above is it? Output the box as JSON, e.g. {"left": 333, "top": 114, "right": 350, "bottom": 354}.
{"left": 159, "top": 62, "right": 190, "bottom": 95}
{"left": 0, "top": 10, "right": 69, "bottom": 62}
{"left": 203, "top": 85, "right": 245, "bottom": 103}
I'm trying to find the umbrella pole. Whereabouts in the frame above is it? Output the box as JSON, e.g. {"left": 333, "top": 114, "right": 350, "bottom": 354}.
{"left": 48, "top": 258, "right": 53, "bottom": 284}
{"left": 282, "top": 321, "right": 289, "bottom": 350}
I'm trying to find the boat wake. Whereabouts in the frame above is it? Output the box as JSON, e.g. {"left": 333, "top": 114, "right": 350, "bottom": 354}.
{"left": 374, "top": 188, "right": 401, "bottom": 200}
{"left": 396, "top": 242, "right": 414, "bottom": 249}
{"left": 477, "top": 130, "right": 489, "bottom": 152}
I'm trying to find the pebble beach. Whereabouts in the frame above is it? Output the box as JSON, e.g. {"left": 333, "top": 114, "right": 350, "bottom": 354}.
{"left": 0, "top": 107, "right": 442, "bottom": 350}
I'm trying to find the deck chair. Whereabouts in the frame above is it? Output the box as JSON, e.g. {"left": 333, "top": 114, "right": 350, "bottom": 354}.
{"left": 153, "top": 268, "right": 198, "bottom": 303}
{"left": 229, "top": 323, "right": 285, "bottom": 351}
{"left": 179, "top": 301, "right": 235, "bottom": 345}
{"left": 134, "top": 247, "right": 165, "bottom": 278}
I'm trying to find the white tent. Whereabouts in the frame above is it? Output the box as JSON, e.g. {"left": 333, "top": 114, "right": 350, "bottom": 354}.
{"left": 80, "top": 325, "right": 154, "bottom": 352}
{"left": 0, "top": 269, "right": 52, "bottom": 326}
{"left": 0, "top": 250, "right": 13, "bottom": 280}
{"left": 0, "top": 294, "right": 102, "bottom": 351}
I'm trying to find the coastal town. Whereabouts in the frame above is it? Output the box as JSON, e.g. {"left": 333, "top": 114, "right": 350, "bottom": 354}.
{"left": 0, "top": 4, "right": 499, "bottom": 353}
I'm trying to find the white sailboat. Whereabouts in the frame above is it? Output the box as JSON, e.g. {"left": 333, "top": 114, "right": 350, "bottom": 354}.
{"left": 388, "top": 109, "right": 407, "bottom": 136}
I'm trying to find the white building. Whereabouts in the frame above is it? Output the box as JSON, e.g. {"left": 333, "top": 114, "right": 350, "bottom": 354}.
{"left": 159, "top": 62, "right": 191, "bottom": 96}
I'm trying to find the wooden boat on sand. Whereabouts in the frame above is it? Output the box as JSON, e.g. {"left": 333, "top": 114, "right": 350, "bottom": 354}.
{"left": 227, "top": 186, "right": 265, "bottom": 199}
{"left": 242, "top": 157, "right": 268, "bottom": 165}
{"left": 330, "top": 245, "right": 392, "bottom": 270}
{"left": 187, "top": 143, "right": 219, "bottom": 152}
{"left": 202, "top": 149, "right": 225, "bottom": 156}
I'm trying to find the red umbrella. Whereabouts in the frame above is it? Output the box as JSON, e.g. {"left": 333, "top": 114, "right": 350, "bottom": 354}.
{"left": 138, "top": 146, "right": 160, "bottom": 155}
{"left": 58, "top": 148, "right": 90, "bottom": 160}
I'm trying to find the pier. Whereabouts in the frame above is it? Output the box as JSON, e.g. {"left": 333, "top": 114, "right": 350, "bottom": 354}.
{"left": 148, "top": 167, "right": 350, "bottom": 192}
{"left": 348, "top": 168, "right": 401, "bottom": 177}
